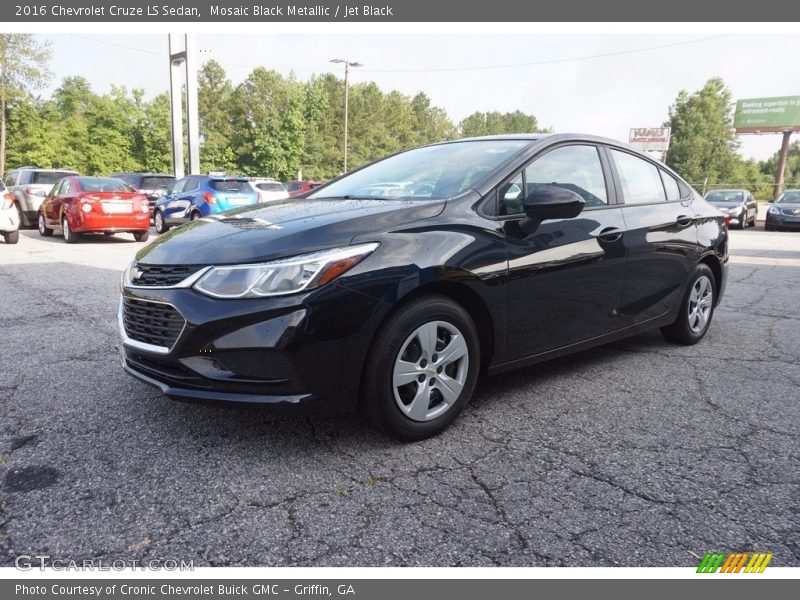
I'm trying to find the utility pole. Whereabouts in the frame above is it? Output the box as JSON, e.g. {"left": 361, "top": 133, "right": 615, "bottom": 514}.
{"left": 330, "top": 58, "right": 363, "bottom": 173}
{"left": 773, "top": 131, "right": 792, "bottom": 198}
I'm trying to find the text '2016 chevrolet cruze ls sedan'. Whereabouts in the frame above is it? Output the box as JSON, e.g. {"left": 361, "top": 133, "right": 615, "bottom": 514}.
{"left": 119, "top": 134, "right": 728, "bottom": 440}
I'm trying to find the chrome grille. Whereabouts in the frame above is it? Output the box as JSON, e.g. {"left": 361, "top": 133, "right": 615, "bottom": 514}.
{"left": 131, "top": 263, "right": 205, "bottom": 287}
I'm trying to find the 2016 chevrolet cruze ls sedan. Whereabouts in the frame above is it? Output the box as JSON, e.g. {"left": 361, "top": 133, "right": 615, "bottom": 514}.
{"left": 119, "top": 134, "right": 728, "bottom": 440}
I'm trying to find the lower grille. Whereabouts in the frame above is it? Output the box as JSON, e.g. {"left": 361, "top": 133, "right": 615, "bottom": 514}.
{"left": 122, "top": 297, "right": 185, "bottom": 350}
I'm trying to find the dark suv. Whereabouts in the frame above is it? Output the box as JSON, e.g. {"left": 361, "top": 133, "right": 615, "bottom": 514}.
{"left": 110, "top": 173, "right": 176, "bottom": 212}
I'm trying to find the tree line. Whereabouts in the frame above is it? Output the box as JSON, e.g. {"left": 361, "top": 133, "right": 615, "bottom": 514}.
{"left": 1, "top": 35, "right": 796, "bottom": 199}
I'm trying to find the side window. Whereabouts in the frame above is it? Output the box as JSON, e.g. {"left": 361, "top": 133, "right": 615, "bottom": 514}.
{"left": 3, "top": 172, "right": 17, "bottom": 187}
{"left": 524, "top": 145, "right": 608, "bottom": 208}
{"left": 170, "top": 178, "right": 186, "bottom": 194}
{"left": 660, "top": 171, "right": 681, "bottom": 201}
{"left": 51, "top": 180, "right": 64, "bottom": 196}
{"left": 61, "top": 180, "right": 72, "bottom": 195}
{"left": 18, "top": 171, "right": 31, "bottom": 185}
{"left": 610, "top": 149, "right": 667, "bottom": 205}
{"left": 183, "top": 177, "right": 198, "bottom": 192}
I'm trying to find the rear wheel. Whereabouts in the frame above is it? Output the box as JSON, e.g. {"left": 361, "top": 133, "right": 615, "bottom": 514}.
{"left": 16, "top": 203, "right": 30, "bottom": 229}
{"left": 190, "top": 211, "right": 201, "bottom": 221}
{"left": 133, "top": 230, "right": 150, "bottom": 242}
{"left": 38, "top": 213, "right": 53, "bottom": 237}
{"left": 62, "top": 216, "right": 79, "bottom": 244}
{"left": 361, "top": 296, "right": 480, "bottom": 441}
{"left": 3, "top": 230, "right": 19, "bottom": 244}
{"left": 154, "top": 210, "right": 169, "bottom": 234}
{"left": 661, "top": 264, "right": 716, "bottom": 345}
{"left": 738, "top": 214, "right": 747, "bottom": 229}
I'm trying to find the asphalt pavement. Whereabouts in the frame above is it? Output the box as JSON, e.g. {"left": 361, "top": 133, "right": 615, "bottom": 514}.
{"left": 0, "top": 226, "right": 798, "bottom": 567}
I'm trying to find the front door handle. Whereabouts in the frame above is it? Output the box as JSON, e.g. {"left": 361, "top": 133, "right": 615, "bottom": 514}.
{"left": 598, "top": 227, "right": 624, "bottom": 243}
{"left": 676, "top": 215, "right": 694, "bottom": 228}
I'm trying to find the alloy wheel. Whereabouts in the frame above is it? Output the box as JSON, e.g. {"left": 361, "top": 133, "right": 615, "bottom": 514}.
{"left": 687, "top": 275, "right": 713, "bottom": 333}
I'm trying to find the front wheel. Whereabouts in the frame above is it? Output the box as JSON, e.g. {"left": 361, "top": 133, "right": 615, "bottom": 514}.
{"left": 62, "top": 216, "right": 79, "bottom": 244}
{"left": 361, "top": 296, "right": 480, "bottom": 441}
{"left": 133, "top": 230, "right": 150, "bottom": 242}
{"left": 661, "top": 264, "right": 716, "bottom": 345}
{"left": 154, "top": 210, "right": 169, "bottom": 234}
{"left": 38, "top": 213, "right": 53, "bottom": 237}
{"left": 3, "top": 230, "right": 19, "bottom": 244}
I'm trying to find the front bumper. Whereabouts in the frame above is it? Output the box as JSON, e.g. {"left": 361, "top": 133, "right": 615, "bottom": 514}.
{"left": 765, "top": 212, "right": 800, "bottom": 230}
{"left": 0, "top": 206, "right": 20, "bottom": 233}
{"left": 118, "top": 280, "right": 388, "bottom": 405}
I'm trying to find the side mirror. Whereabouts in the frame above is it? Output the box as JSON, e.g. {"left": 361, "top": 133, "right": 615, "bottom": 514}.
{"left": 523, "top": 185, "right": 586, "bottom": 221}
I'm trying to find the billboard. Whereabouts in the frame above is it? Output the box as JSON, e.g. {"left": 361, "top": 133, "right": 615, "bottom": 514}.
{"left": 734, "top": 96, "right": 800, "bottom": 132}
{"left": 629, "top": 127, "right": 671, "bottom": 151}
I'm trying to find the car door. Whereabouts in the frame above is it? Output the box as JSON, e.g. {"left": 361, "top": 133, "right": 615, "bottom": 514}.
{"left": 42, "top": 179, "right": 65, "bottom": 227}
{"left": 55, "top": 178, "right": 77, "bottom": 227}
{"left": 746, "top": 192, "right": 757, "bottom": 222}
{"left": 607, "top": 147, "right": 699, "bottom": 327}
{"left": 502, "top": 143, "right": 628, "bottom": 360}
{"left": 161, "top": 177, "right": 188, "bottom": 221}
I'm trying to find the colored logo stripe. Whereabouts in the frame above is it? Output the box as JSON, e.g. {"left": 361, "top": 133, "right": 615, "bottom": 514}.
{"left": 697, "top": 552, "right": 773, "bottom": 573}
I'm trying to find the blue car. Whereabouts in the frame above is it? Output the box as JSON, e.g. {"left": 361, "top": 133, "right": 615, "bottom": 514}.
{"left": 153, "top": 175, "right": 259, "bottom": 233}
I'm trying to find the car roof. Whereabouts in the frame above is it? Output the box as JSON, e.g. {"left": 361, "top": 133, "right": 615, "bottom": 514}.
{"left": 434, "top": 132, "right": 653, "bottom": 153}
{"left": 706, "top": 189, "right": 747, "bottom": 193}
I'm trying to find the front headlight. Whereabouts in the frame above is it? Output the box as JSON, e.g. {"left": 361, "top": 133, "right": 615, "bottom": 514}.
{"left": 193, "top": 243, "right": 379, "bottom": 299}
{"left": 768, "top": 206, "right": 780, "bottom": 215}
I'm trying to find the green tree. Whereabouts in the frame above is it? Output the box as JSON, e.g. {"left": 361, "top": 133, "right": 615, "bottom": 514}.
{"left": 665, "top": 77, "right": 740, "bottom": 185}
{"left": 761, "top": 140, "right": 800, "bottom": 198}
{"left": 0, "top": 34, "right": 51, "bottom": 175}
{"left": 459, "top": 110, "right": 544, "bottom": 137}
{"left": 198, "top": 60, "right": 236, "bottom": 173}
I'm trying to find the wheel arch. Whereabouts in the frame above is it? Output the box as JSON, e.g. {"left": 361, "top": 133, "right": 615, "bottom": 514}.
{"left": 698, "top": 252, "right": 723, "bottom": 306}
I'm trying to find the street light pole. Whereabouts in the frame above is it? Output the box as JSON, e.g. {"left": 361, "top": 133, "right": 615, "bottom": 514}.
{"left": 330, "top": 58, "right": 363, "bottom": 173}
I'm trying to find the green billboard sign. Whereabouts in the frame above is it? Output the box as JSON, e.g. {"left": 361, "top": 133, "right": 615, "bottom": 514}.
{"left": 734, "top": 96, "right": 800, "bottom": 132}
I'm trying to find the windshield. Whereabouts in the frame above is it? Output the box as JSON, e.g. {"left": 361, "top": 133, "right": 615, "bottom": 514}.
{"left": 140, "top": 176, "right": 175, "bottom": 190}
{"left": 776, "top": 191, "right": 800, "bottom": 203}
{"left": 706, "top": 191, "right": 743, "bottom": 203}
{"left": 31, "top": 171, "right": 76, "bottom": 185}
{"left": 308, "top": 140, "right": 530, "bottom": 201}
{"left": 78, "top": 177, "right": 135, "bottom": 193}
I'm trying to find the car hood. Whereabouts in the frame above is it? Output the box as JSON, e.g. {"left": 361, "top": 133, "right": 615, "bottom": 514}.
{"left": 136, "top": 197, "right": 445, "bottom": 265}
{"left": 775, "top": 202, "right": 800, "bottom": 210}
{"left": 709, "top": 202, "right": 744, "bottom": 208}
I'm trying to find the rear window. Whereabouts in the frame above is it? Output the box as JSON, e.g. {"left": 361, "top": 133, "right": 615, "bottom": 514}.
{"left": 255, "top": 182, "right": 285, "bottom": 192}
{"left": 210, "top": 179, "right": 250, "bottom": 192}
{"left": 140, "top": 176, "right": 175, "bottom": 190}
{"left": 30, "top": 171, "right": 76, "bottom": 185}
{"left": 287, "top": 183, "right": 303, "bottom": 192}
{"left": 78, "top": 178, "right": 135, "bottom": 193}
{"left": 706, "top": 191, "right": 743, "bottom": 203}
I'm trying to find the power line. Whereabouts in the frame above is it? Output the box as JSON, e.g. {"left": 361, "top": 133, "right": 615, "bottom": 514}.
{"left": 66, "top": 34, "right": 164, "bottom": 57}
{"left": 358, "top": 34, "right": 731, "bottom": 73}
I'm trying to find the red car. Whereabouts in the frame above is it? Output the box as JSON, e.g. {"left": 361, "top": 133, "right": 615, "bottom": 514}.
{"left": 37, "top": 176, "right": 151, "bottom": 243}
{"left": 285, "top": 180, "right": 323, "bottom": 197}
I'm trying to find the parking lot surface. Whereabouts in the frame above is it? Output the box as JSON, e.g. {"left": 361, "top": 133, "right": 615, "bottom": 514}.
{"left": 1, "top": 228, "right": 798, "bottom": 567}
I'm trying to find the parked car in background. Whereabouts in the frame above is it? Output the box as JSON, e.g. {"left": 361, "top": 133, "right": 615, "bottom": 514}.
{"left": 37, "top": 176, "right": 150, "bottom": 244}
{"left": 0, "top": 180, "right": 20, "bottom": 244}
{"left": 3, "top": 167, "right": 79, "bottom": 228}
{"left": 704, "top": 189, "right": 757, "bottom": 229}
{"left": 110, "top": 172, "right": 176, "bottom": 212}
{"left": 766, "top": 189, "right": 800, "bottom": 231}
{"left": 119, "top": 134, "right": 728, "bottom": 440}
{"left": 285, "top": 180, "right": 323, "bottom": 197}
{"left": 250, "top": 178, "right": 290, "bottom": 203}
{"left": 153, "top": 175, "right": 259, "bottom": 234}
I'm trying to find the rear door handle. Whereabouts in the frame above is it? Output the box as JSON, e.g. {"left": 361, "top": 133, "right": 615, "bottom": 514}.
{"left": 598, "top": 227, "right": 624, "bottom": 243}
{"left": 676, "top": 215, "right": 694, "bottom": 228}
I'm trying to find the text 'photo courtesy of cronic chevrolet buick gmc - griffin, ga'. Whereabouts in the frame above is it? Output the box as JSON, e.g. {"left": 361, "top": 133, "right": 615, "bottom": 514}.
{"left": 113, "top": 134, "right": 731, "bottom": 440}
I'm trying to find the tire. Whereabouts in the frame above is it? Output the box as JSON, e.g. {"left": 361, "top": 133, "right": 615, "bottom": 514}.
{"left": 661, "top": 264, "right": 716, "bottom": 345}
{"left": 62, "top": 216, "right": 79, "bottom": 244}
{"left": 16, "top": 202, "right": 30, "bottom": 229}
{"left": 133, "top": 230, "right": 150, "bottom": 242}
{"left": 3, "top": 230, "right": 19, "bottom": 244}
{"left": 190, "top": 211, "right": 201, "bottom": 221}
{"left": 738, "top": 215, "right": 747, "bottom": 230}
{"left": 38, "top": 213, "right": 53, "bottom": 237}
{"left": 154, "top": 210, "right": 169, "bottom": 234}
{"left": 361, "top": 295, "right": 480, "bottom": 441}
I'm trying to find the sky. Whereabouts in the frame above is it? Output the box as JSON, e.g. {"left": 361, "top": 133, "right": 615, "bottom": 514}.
{"left": 40, "top": 32, "right": 799, "bottom": 161}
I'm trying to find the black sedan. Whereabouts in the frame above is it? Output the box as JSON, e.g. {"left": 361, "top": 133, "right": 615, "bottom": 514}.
{"left": 119, "top": 134, "right": 728, "bottom": 440}
{"left": 765, "top": 189, "right": 800, "bottom": 231}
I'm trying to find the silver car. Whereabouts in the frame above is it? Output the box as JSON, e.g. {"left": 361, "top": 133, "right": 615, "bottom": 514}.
{"left": 3, "top": 167, "right": 79, "bottom": 228}
{"left": 704, "top": 189, "right": 758, "bottom": 229}
{"left": 0, "top": 180, "right": 20, "bottom": 244}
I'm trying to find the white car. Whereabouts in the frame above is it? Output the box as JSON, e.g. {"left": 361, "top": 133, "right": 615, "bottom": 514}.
{"left": 0, "top": 180, "right": 20, "bottom": 244}
{"left": 250, "top": 178, "right": 290, "bottom": 203}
